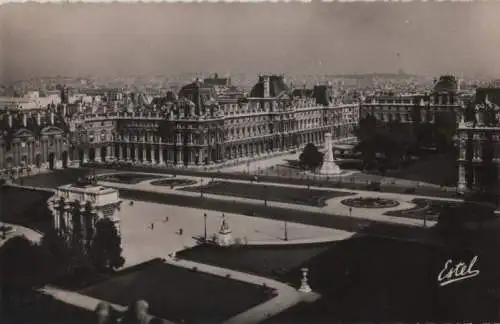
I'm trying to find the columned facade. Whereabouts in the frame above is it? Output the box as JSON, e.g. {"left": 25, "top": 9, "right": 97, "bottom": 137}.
{"left": 456, "top": 87, "right": 500, "bottom": 195}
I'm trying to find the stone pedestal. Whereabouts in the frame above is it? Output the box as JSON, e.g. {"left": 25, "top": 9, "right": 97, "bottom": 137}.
{"left": 298, "top": 268, "right": 312, "bottom": 293}
{"left": 216, "top": 214, "right": 235, "bottom": 247}
{"left": 318, "top": 133, "right": 342, "bottom": 175}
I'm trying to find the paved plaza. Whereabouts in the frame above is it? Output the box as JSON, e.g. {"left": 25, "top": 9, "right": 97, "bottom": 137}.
{"left": 119, "top": 200, "right": 352, "bottom": 267}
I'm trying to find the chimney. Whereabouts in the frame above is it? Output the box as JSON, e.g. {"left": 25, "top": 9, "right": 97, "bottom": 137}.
{"left": 8, "top": 114, "right": 12, "bottom": 128}
{"left": 62, "top": 104, "right": 67, "bottom": 116}
{"left": 263, "top": 75, "right": 270, "bottom": 98}
{"left": 23, "top": 113, "right": 27, "bottom": 127}
{"left": 36, "top": 112, "right": 41, "bottom": 125}
{"left": 50, "top": 111, "right": 55, "bottom": 125}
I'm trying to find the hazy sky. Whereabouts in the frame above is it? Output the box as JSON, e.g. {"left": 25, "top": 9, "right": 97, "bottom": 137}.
{"left": 1, "top": 2, "right": 500, "bottom": 84}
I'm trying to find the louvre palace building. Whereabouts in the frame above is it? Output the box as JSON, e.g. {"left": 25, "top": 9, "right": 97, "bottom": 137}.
{"left": 0, "top": 74, "right": 359, "bottom": 174}
{"left": 360, "top": 75, "right": 465, "bottom": 125}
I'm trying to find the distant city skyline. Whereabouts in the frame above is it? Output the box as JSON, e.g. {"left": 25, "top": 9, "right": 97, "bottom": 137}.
{"left": 1, "top": 2, "right": 500, "bottom": 84}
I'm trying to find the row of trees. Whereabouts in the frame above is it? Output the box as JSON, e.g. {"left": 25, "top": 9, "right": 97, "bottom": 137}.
{"left": 0, "top": 217, "right": 125, "bottom": 307}
{"left": 354, "top": 113, "right": 457, "bottom": 172}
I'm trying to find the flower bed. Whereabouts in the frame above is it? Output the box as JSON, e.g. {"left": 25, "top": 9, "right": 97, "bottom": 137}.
{"left": 341, "top": 197, "right": 400, "bottom": 209}
{"left": 150, "top": 178, "right": 197, "bottom": 187}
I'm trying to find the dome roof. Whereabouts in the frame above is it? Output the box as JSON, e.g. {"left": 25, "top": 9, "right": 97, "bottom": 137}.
{"left": 433, "top": 75, "right": 458, "bottom": 93}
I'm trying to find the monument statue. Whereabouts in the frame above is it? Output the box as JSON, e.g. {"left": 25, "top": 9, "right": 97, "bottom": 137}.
{"left": 318, "top": 133, "right": 342, "bottom": 175}
{"left": 216, "top": 214, "right": 235, "bottom": 247}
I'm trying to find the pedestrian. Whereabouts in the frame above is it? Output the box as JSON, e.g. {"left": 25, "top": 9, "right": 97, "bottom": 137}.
{"left": 151, "top": 223, "right": 154, "bottom": 230}
{"left": 165, "top": 216, "right": 169, "bottom": 222}
{"left": 179, "top": 228, "right": 183, "bottom": 235}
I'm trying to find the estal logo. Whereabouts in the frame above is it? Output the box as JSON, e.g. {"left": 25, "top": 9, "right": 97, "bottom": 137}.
{"left": 438, "top": 255, "right": 480, "bottom": 287}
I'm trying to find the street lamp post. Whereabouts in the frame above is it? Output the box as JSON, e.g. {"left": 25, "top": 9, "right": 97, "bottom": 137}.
{"left": 264, "top": 185, "right": 268, "bottom": 207}
{"left": 203, "top": 212, "right": 207, "bottom": 241}
{"left": 284, "top": 221, "right": 288, "bottom": 241}
{"left": 200, "top": 178, "right": 204, "bottom": 199}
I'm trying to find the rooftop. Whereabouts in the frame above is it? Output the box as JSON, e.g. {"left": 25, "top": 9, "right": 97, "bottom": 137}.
{"left": 58, "top": 176, "right": 117, "bottom": 194}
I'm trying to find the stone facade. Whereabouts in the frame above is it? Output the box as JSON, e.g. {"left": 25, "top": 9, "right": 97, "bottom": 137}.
{"left": 65, "top": 75, "right": 360, "bottom": 168}
{"left": 456, "top": 87, "right": 500, "bottom": 194}
{"left": 1, "top": 75, "right": 360, "bottom": 172}
{"left": 360, "top": 75, "right": 464, "bottom": 125}
{"left": 360, "top": 92, "right": 464, "bottom": 124}
{"left": 0, "top": 109, "right": 70, "bottom": 177}
{"left": 48, "top": 178, "right": 122, "bottom": 249}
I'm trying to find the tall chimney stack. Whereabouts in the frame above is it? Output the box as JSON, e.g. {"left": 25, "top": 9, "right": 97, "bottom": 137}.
{"left": 8, "top": 114, "right": 12, "bottom": 128}
{"left": 50, "top": 111, "right": 55, "bottom": 125}
{"left": 263, "top": 75, "right": 270, "bottom": 98}
{"left": 23, "top": 113, "right": 27, "bottom": 127}
{"left": 36, "top": 112, "right": 41, "bottom": 125}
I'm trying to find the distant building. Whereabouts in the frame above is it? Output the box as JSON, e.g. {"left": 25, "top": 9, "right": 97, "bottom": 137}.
{"left": 48, "top": 176, "right": 122, "bottom": 249}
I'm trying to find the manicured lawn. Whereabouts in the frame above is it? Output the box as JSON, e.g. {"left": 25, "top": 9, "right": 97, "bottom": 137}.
{"left": 188, "top": 235, "right": 500, "bottom": 322}
{"left": 277, "top": 235, "right": 500, "bottom": 321}
{"left": 150, "top": 178, "right": 197, "bottom": 187}
{"left": 177, "top": 243, "right": 333, "bottom": 280}
{"left": 385, "top": 198, "right": 462, "bottom": 221}
{"left": 180, "top": 181, "right": 355, "bottom": 207}
{"left": 0, "top": 186, "right": 54, "bottom": 234}
{"left": 21, "top": 169, "right": 111, "bottom": 189}
{"left": 97, "top": 173, "right": 162, "bottom": 185}
{"left": 80, "top": 261, "right": 276, "bottom": 324}
{"left": 94, "top": 163, "right": 470, "bottom": 199}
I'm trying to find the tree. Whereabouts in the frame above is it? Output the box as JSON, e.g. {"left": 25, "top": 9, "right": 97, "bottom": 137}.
{"left": 354, "top": 115, "right": 380, "bottom": 169}
{"left": 386, "top": 121, "right": 417, "bottom": 167}
{"left": 299, "top": 143, "right": 324, "bottom": 172}
{"left": 39, "top": 228, "right": 73, "bottom": 280}
{"left": 69, "top": 200, "right": 84, "bottom": 253}
{"left": 434, "top": 111, "right": 457, "bottom": 151}
{"left": 0, "top": 236, "right": 48, "bottom": 306}
{"left": 89, "top": 218, "right": 125, "bottom": 272}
